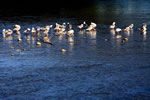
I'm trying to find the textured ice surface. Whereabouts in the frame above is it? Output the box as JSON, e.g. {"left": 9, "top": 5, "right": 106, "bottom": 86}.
{"left": 0, "top": 19, "right": 150, "bottom": 100}
{"left": 1, "top": 0, "right": 150, "bottom": 99}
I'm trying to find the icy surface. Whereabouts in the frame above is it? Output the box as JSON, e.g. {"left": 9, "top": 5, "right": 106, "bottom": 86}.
{"left": 0, "top": 18, "right": 150, "bottom": 100}
{"left": 0, "top": 0, "right": 150, "bottom": 99}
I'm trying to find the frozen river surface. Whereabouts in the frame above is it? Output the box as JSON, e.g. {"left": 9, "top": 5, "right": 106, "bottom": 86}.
{"left": 0, "top": 0, "right": 150, "bottom": 100}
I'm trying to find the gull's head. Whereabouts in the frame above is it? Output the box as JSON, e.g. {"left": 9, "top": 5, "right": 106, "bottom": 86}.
{"left": 63, "top": 23, "right": 66, "bottom": 25}
{"left": 83, "top": 21, "right": 86, "bottom": 24}
{"left": 112, "top": 22, "right": 116, "bottom": 25}
{"left": 27, "top": 28, "right": 30, "bottom": 31}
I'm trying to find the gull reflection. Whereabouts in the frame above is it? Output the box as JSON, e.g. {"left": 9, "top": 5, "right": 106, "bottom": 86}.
{"left": 58, "top": 34, "right": 63, "bottom": 41}
{"left": 17, "top": 34, "right": 22, "bottom": 41}
{"left": 68, "top": 42, "right": 74, "bottom": 52}
{"left": 110, "top": 29, "right": 115, "bottom": 37}
{"left": 86, "top": 30, "right": 96, "bottom": 39}
{"left": 37, "top": 32, "right": 41, "bottom": 37}
{"left": 32, "top": 37, "right": 36, "bottom": 46}
{"left": 78, "top": 30, "right": 85, "bottom": 37}
{"left": 130, "top": 30, "right": 134, "bottom": 35}
{"left": 27, "top": 39, "right": 31, "bottom": 45}
{"left": 124, "top": 31, "right": 130, "bottom": 37}
{"left": 26, "top": 35, "right": 31, "bottom": 41}
{"left": 67, "top": 36, "right": 74, "bottom": 42}
{"left": 5, "top": 35, "right": 13, "bottom": 41}
{"left": 142, "top": 32, "right": 147, "bottom": 41}
{"left": 5, "top": 35, "right": 13, "bottom": 46}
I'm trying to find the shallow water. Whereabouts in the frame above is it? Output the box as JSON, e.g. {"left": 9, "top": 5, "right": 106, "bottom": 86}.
{"left": 0, "top": 0, "right": 150, "bottom": 100}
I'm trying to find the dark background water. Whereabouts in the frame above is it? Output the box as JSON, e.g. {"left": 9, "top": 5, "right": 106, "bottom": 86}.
{"left": 1, "top": 0, "right": 150, "bottom": 25}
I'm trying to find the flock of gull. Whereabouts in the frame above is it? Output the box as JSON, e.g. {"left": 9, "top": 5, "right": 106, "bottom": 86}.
{"left": 1, "top": 21, "right": 148, "bottom": 55}
{"left": 109, "top": 22, "right": 147, "bottom": 41}
{"left": 1, "top": 21, "right": 96, "bottom": 55}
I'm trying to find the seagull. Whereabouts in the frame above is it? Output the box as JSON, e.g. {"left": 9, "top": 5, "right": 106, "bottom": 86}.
{"left": 13, "top": 24, "right": 21, "bottom": 31}
{"left": 77, "top": 24, "right": 84, "bottom": 30}
{"left": 109, "top": 22, "right": 116, "bottom": 29}
{"left": 124, "top": 27, "right": 130, "bottom": 33}
{"left": 116, "top": 28, "right": 122, "bottom": 33}
{"left": 67, "top": 29, "right": 74, "bottom": 36}
{"left": 86, "top": 25, "right": 93, "bottom": 31}
{"left": 24, "top": 28, "right": 31, "bottom": 33}
{"left": 91, "top": 22, "right": 97, "bottom": 29}
{"left": 129, "top": 24, "right": 134, "bottom": 30}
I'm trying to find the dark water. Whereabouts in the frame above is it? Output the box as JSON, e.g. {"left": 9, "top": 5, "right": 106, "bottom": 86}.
{"left": 2, "top": 0, "right": 150, "bottom": 25}
{"left": 0, "top": 0, "right": 150, "bottom": 100}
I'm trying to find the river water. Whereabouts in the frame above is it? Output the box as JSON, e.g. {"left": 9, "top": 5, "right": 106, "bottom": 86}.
{"left": 0, "top": 0, "right": 150, "bottom": 100}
